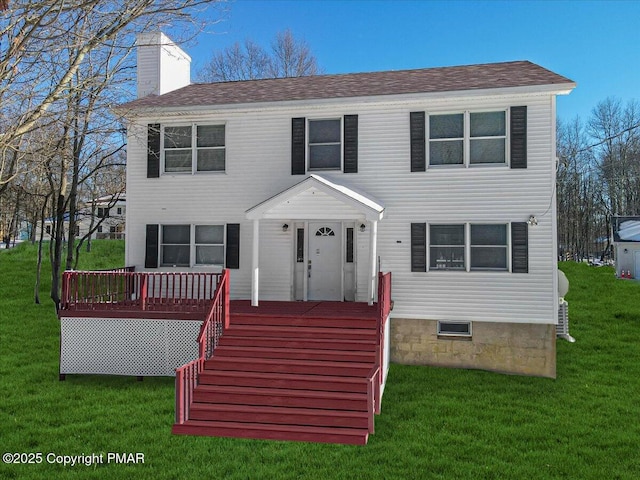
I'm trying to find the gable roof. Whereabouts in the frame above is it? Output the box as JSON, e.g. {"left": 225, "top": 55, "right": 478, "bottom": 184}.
{"left": 246, "top": 174, "right": 385, "bottom": 222}
{"left": 120, "top": 60, "right": 575, "bottom": 112}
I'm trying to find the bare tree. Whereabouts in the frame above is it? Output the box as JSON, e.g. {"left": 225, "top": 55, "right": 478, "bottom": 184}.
{"left": 1, "top": 0, "right": 225, "bottom": 309}
{"left": 269, "top": 29, "right": 319, "bottom": 78}
{"left": 198, "top": 28, "right": 320, "bottom": 82}
{"left": 557, "top": 98, "right": 640, "bottom": 262}
{"left": 0, "top": 0, "right": 219, "bottom": 188}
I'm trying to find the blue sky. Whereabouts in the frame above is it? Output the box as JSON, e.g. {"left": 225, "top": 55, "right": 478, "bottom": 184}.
{"left": 188, "top": 0, "right": 640, "bottom": 122}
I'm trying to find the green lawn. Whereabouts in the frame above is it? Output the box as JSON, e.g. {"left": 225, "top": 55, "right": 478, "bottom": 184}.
{"left": 1, "top": 242, "right": 639, "bottom": 479}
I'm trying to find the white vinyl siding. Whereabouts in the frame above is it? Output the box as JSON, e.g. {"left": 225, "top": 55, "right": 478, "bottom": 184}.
{"left": 126, "top": 92, "right": 557, "bottom": 325}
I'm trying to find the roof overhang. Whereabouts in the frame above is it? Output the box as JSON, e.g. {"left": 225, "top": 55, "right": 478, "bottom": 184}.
{"left": 246, "top": 175, "right": 385, "bottom": 222}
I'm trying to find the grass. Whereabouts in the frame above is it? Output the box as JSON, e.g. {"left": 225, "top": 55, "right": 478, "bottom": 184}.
{"left": 1, "top": 242, "right": 639, "bottom": 479}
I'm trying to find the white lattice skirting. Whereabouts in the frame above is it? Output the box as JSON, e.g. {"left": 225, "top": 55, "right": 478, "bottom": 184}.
{"left": 60, "top": 317, "right": 203, "bottom": 376}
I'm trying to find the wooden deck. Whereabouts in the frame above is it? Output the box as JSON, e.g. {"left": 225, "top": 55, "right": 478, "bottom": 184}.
{"left": 60, "top": 269, "right": 392, "bottom": 444}
{"left": 230, "top": 300, "right": 378, "bottom": 320}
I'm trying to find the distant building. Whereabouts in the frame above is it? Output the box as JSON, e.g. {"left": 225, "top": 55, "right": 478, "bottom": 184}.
{"left": 38, "top": 194, "right": 125, "bottom": 241}
{"left": 612, "top": 216, "right": 640, "bottom": 279}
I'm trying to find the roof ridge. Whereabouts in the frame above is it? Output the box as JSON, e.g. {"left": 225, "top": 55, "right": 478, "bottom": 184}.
{"left": 119, "top": 60, "right": 575, "bottom": 112}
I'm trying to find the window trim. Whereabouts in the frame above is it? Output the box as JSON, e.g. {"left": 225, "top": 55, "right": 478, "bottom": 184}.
{"left": 307, "top": 117, "right": 343, "bottom": 172}
{"left": 160, "top": 224, "right": 226, "bottom": 267}
{"left": 426, "top": 109, "right": 509, "bottom": 168}
{"left": 161, "top": 123, "right": 226, "bottom": 175}
{"left": 428, "top": 222, "right": 511, "bottom": 272}
{"left": 437, "top": 321, "right": 472, "bottom": 338}
{"left": 469, "top": 223, "right": 509, "bottom": 272}
{"left": 194, "top": 224, "right": 225, "bottom": 266}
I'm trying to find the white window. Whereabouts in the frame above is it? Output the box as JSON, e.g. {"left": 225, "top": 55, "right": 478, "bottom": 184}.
{"left": 308, "top": 119, "right": 341, "bottom": 170}
{"left": 429, "top": 111, "right": 506, "bottom": 166}
{"left": 430, "top": 225, "right": 465, "bottom": 270}
{"left": 438, "top": 321, "right": 472, "bottom": 337}
{"left": 470, "top": 224, "right": 508, "bottom": 270}
{"left": 195, "top": 225, "right": 224, "bottom": 265}
{"left": 429, "top": 114, "right": 464, "bottom": 165}
{"left": 161, "top": 224, "right": 225, "bottom": 267}
{"left": 163, "top": 124, "right": 225, "bottom": 174}
{"left": 429, "top": 223, "right": 508, "bottom": 271}
{"left": 161, "top": 225, "right": 190, "bottom": 266}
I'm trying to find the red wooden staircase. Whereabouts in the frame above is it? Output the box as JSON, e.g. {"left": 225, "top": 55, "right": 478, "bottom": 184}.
{"left": 173, "top": 272, "right": 392, "bottom": 445}
{"left": 173, "top": 307, "right": 378, "bottom": 444}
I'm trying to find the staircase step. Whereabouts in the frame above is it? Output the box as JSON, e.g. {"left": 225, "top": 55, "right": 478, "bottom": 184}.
{"left": 198, "top": 370, "right": 369, "bottom": 393}
{"left": 205, "top": 356, "right": 374, "bottom": 377}
{"left": 225, "top": 324, "right": 377, "bottom": 341}
{"left": 172, "top": 420, "right": 369, "bottom": 445}
{"left": 213, "top": 345, "right": 376, "bottom": 362}
{"left": 192, "top": 385, "right": 368, "bottom": 411}
{"left": 231, "top": 314, "right": 376, "bottom": 330}
{"left": 188, "top": 403, "right": 371, "bottom": 429}
{"left": 218, "top": 335, "right": 376, "bottom": 351}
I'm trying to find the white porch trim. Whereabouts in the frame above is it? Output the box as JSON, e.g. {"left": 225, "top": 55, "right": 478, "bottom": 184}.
{"left": 246, "top": 175, "right": 384, "bottom": 306}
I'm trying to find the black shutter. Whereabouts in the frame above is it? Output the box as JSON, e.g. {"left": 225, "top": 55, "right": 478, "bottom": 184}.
{"left": 145, "top": 224, "right": 159, "bottom": 268}
{"left": 411, "top": 223, "right": 427, "bottom": 272}
{"left": 147, "top": 123, "right": 161, "bottom": 178}
{"left": 225, "top": 223, "right": 240, "bottom": 269}
{"left": 410, "top": 112, "right": 426, "bottom": 172}
{"left": 511, "top": 222, "right": 528, "bottom": 273}
{"left": 510, "top": 106, "right": 527, "bottom": 169}
{"left": 343, "top": 115, "right": 358, "bottom": 173}
{"left": 291, "top": 117, "right": 306, "bottom": 175}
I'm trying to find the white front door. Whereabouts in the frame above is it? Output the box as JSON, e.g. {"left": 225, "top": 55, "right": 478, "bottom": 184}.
{"left": 635, "top": 251, "right": 640, "bottom": 279}
{"left": 308, "top": 222, "right": 342, "bottom": 301}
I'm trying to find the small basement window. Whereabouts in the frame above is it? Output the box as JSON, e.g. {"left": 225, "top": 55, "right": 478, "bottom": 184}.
{"left": 437, "top": 321, "right": 472, "bottom": 338}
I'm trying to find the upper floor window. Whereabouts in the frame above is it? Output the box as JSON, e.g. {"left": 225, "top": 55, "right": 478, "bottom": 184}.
{"left": 163, "top": 124, "right": 225, "bottom": 174}
{"left": 291, "top": 115, "right": 358, "bottom": 175}
{"left": 308, "top": 119, "right": 341, "bottom": 170}
{"left": 428, "top": 111, "right": 506, "bottom": 167}
{"left": 97, "top": 207, "right": 109, "bottom": 218}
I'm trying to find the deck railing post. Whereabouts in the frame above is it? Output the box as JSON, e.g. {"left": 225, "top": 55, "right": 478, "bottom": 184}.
{"left": 140, "top": 274, "right": 147, "bottom": 311}
{"left": 223, "top": 270, "right": 230, "bottom": 330}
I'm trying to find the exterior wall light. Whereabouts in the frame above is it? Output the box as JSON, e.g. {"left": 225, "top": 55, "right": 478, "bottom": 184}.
{"left": 282, "top": 224, "right": 289, "bottom": 232}
{"left": 359, "top": 224, "right": 366, "bottom": 232}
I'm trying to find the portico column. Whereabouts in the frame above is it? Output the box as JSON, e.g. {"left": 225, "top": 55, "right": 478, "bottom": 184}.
{"left": 368, "top": 219, "right": 378, "bottom": 306}
{"left": 251, "top": 219, "right": 260, "bottom": 306}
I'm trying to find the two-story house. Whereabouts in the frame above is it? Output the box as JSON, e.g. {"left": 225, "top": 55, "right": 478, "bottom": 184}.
{"left": 117, "top": 32, "right": 575, "bottom": 379}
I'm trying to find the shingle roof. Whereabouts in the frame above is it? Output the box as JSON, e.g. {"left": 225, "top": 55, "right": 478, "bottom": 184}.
{"left": 121, "top": 60, "right": 574, "bottom": 111}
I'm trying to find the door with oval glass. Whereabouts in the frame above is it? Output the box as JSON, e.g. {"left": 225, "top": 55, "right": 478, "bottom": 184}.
{"left": 308, "top": 222, "right": 342, "bottom": 301}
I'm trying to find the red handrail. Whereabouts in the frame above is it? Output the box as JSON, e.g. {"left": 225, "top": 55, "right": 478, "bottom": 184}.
{"left": 197, "top": 269, "right": 230, "bottom": 358}
{"left": 175, "top": 269, "right": 230, "bottom": 425}
{"left": 374, "top": 272, "right": 392, "bottom": 415}
{"left": 60, "top": 270, "right": 220, "bottom": 315}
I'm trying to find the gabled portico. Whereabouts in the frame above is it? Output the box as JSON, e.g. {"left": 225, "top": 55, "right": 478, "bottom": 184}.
{"left": 246, "top": 175, "right": 385, "bottom": 306}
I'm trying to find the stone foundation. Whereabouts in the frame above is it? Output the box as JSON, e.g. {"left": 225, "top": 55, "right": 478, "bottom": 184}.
{"left": 390, "top": 318, "right": 556, "bottom": 378}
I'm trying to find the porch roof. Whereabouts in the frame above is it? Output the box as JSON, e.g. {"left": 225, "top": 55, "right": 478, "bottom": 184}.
{"left": 245, "top": 175, "right": 385, "bottom": 222}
